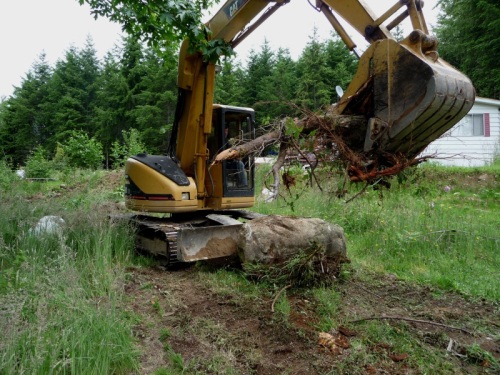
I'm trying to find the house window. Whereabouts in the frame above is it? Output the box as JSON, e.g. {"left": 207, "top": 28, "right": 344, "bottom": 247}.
{"left": 450, "top": 114, "right": 484, "bottom": 136}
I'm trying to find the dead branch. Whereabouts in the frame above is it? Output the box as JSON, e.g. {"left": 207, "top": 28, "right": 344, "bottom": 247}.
{"left": 350, "top": 316, "right": 474, "bottom": 335}
{"left": 345, "top": 181, "right": 370, "bottom": 204}
{"left": 212, "top": 97, "right": 441, "bottom": 191}
{"left": 292, "top": 142, "right": 323, "bottom": 191}
{"left": 213, "top": 128, "right": 282, "bottom": 164}
{"left": 352, "top": 281, "right": 383, "bottom": 299}
{"left": 271, "top": 284, "right": 291, "bottom": 313}
{"left": 264, "top": 139, "right": 290, "bottom": 200}
{"left": 347, "top": 155, "right": 433, "bottom": 183}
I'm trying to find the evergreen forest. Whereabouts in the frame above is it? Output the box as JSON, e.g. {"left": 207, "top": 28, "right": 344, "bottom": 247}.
{"left": 0, "top": 32, "right": 357, "bottom": 171}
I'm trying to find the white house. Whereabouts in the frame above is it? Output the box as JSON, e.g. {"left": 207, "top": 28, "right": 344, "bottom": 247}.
{"left": 421, "top": 97, "right": 500, "bottom": 167}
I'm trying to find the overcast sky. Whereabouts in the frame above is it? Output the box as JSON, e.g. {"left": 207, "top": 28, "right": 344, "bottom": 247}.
{"left": 0, "top": 0, "right": 441, "bottom": 99}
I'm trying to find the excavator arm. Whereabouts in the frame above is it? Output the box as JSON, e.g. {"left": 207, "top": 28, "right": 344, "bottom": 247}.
{"left": 126, "top": 0, "right": 475, "bottom": 212}
{"left": 173, "top": 1, "right": 288, "bottom": 205}
{"left": 174, "top": 0, "right": 474, "bottom": 196}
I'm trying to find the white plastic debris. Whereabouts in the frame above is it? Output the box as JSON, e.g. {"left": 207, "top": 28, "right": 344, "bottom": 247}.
{"left": 16, "top": 169, "right": 25, "bottom": 179}
{"left": 261, "top": 187, "right": 277, "bottom": 203}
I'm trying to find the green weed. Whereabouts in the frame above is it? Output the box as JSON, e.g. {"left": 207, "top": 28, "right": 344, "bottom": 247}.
{"left": 466, "top": 343, "right": 500, "bottom": 370}
{"left": 312, "top": 287, "right": 341, "bottom": 332}
{"left": 327, "top": 321, "right": 457, "bottom": 374}
{"left": 0, "top": 171, "right": 139, "bottom": 374}
{"left": 272, "top": 291, "right": 291, "bottom": 324}
{"left": 198, "top": 267, "right": 265, "bottom": 301}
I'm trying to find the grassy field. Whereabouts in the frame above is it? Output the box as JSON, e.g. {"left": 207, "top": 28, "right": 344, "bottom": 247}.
{"left": 254, "top": 162, "right": 500, "bottom": 300}
{"left": 0, "top": 167, "right": 140, "bottom": 373}
{"left": 0, "top": 160, "right": 498, "bottom": 374}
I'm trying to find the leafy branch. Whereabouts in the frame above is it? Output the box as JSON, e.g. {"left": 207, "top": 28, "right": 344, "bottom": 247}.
{"left": 78, "top": 0, "right": 232, "bottom": 60}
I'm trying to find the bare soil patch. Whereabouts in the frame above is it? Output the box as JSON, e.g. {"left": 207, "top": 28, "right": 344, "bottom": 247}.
{"left": 122, "top": 265, "right": 499, "bottom": 374}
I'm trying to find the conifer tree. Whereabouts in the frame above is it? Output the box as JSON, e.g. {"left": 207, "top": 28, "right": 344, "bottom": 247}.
{"left": 48, "top": 39, "right": 101, "bottom": 145}
{"left": 0, "top": 54, "right": 53, "bottom": 165}
{"left": 94, "top": 50, "right": 129, "bottom": 165}
{"left": 262, "top": 48, "right": 297, "bottom": 119}
{"left": 323, "top": 35, "right": 357, "bottom": 103}
{"left": 242, "top": 40, "right": 276, "bottom": 123}
{"left": 214, "top": 56, "right": 246, "bottom": 107}
{"left": 435, "top": 0, "right": 500, "bottom": 98}
{"left": 295, "top": 28, "right": 332, "bottom": 110}
{"left": 130, "top": 49, "right": 178, "bottom": 153}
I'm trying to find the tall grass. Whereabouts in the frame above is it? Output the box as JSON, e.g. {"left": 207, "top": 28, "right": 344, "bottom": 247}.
{"left": 1, "top": 160, "right": 498, "bottom": 373}
{"left": 253, "top": 162, "right": 500, "bottom": 300}
{"left": 0, "top": 168, "right": 138, "bottom": 374}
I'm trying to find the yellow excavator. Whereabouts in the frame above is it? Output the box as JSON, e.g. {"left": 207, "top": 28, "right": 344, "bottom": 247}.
{"left": 124, "top": 0, "right": 475, "bottom": 265}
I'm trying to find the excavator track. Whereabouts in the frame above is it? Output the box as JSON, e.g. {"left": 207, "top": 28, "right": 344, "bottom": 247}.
{"left": 126, "top": 216, "right": 182, "bottom": 266}
{"left": 118, "top": 211, "right": 263, "bottom": 266}
{"left": 165, "top": 231, "right": 180, "bottom": 266}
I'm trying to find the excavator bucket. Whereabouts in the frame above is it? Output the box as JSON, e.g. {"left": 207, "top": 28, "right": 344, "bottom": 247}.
{"left": 340, "top": 30, "right": 475, "bottom": 159}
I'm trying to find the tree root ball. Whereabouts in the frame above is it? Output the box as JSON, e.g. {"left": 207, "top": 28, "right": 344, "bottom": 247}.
{"left": 238, "top": 215, "right": 347, "bottom": 264}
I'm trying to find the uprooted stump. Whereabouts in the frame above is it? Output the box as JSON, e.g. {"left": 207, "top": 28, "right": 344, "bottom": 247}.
{"left": 239, "top": 215, "right": 347, "bottom": 263}
{"left": 239, "top": 215, "right": 349, "bottom": 287}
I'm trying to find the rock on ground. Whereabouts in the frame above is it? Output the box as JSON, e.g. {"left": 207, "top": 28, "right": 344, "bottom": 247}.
{"left": 238, "top": 215, "right": 346, "bottom": 264}
{"left": 30, "top": 215, "right": 66, "bottom": 236}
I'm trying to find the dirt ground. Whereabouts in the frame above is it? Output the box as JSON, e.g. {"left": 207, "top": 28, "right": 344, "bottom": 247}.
{"left": 48, "top": 169, "right": 497, "bottom": 374}
{"left": 122, "top": 264, "right": 499, "bottom": 374}
{"left": 82, "top": 169, "right": 499, "bottom": 374}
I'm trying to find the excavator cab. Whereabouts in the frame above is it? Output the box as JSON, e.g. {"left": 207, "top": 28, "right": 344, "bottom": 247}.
{"left": 207, "top": 105, "right": 255, "bottom": 205}
{"left": 124, "top": 104, "right": 256, "bottom": 264}
{"left": 125, "top": 104, "right": 255, "bottom": 214}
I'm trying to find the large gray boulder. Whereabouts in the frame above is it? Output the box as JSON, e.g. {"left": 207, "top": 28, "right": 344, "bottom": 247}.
{"left": 238, "top": 215, "right": 347, "bottom": 264}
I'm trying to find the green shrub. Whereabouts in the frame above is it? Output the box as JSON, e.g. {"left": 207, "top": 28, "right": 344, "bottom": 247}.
{"left": 0, "top": 159, "right": 17, "bottom": 188}
{"left": 50, "top": 143, "right": 69, "bottom": 171}
{"left": 110, "top": 128, "right": 147, "bottom": 168}
{"left": 24, "top": 147, "right": 53, "bottom": 178}
{"left": 59, "top": 130, "right": 103, "bottom": 169}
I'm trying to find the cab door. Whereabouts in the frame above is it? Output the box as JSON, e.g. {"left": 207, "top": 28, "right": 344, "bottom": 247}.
{"left": 205, "top": 106, "right": 255, "bottom": 209}
{"left": 220, "top": 108, "right": 255, "bottom": 198}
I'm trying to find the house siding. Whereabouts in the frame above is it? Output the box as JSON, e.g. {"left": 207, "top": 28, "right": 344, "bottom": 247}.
{"left": 421, "top": 98, "right": 500, "bottom": 167}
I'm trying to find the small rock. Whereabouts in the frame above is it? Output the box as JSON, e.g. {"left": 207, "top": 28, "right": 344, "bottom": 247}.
{"left": 260, "top": 187, "right": 276, "bottom": 203}
{"left": 16, "top": 169, "right": 25, "bottom": 179}
{"left": 30, "top": 215, "right": 65, "bottom": 236}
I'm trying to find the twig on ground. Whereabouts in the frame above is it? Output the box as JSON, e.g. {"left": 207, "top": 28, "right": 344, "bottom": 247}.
{"left": 353, "top": 282, "right": 383, "bottom": 299}
{"left": 350, "top": 316, "right": 474, "bottom": 335}
{"left": 271, "top": 284, "right": 291, "bottom": 313}
{"left": 486, "top": 320, "right": 500, "bottom": 328}
{"left": 345, "top": 181, "right": 370, "bottom": 203}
